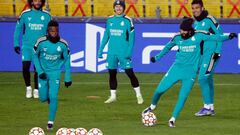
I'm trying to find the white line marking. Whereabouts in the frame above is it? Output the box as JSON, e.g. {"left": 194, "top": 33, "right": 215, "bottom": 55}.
{"left": 0, "top": 82, "right": 240, "bottom": 86}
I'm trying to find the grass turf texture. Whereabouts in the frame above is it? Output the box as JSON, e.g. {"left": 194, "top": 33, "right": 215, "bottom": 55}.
{"left": 0, "top": 72, "right": 239, "bottom": 135}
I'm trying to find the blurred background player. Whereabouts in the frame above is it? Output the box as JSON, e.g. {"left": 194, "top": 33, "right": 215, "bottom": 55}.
{"left": 14, "top": 0, "right": 51, "bottom": 99}
{"left": 191, "top": 0, "right": 223, "bottom": 116}
{"left": 98, "top": 0, "right": 143, "bottom": 104}
{"left": 142, "top": 17, "right": 237, "bottom": 127}
{"left": 33, "top": 20, "right": 72, "bottom": 130}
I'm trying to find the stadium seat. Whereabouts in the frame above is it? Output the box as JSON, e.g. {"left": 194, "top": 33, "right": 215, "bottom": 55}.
{"left": 47, "top": 0, "right": 66, "bottom": 16}
{"left": 68, "top": 0, "right": 92, "bottom": 17}
{"left": 223, "top": 0, "right": 240, "bottom": 18}
{"left": 0, "top": 0, "right": 14, "bottom": 16}
{"left": 94, "top": 0, "right": 115, "bottom": 17}
{"left": 15, "top": 0, "right": 30, "bottom": 16}
{"left": 171, "top": 0, "right": 192, "bottom": 18}
{"left": 144, "top": 0, "right": 169, "bottom": 18}
{"left": 202, "top": 0, "right": 221, "bottom": 18}
{"left": 125, "top": 0, "right": 143, "bottom": 17}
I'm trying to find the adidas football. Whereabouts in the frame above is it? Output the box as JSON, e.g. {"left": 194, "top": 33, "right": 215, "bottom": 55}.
{"left": 29, "top": 127, "right": 45, "bottom": 135}
{"left": 142, "top": 112, "right": 157, "bottom": 127}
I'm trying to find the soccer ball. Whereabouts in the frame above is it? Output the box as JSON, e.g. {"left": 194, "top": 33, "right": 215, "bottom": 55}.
{"left": 87, "top": 128, "right": 103, "bottom": 135}
{"left": 142, "top": 112, "right": 157, "bottom": 127}
{"left": 66, "top": 128, "right": 76, "bottom": 135}
{"left": 75, "top": 128, "right": 88, "bottom": 135}
{"left": 29, "top": 127, "right": 45, "bottom": 135}
{"left": 56, "top": 127, "right": 68, "bottom": 135}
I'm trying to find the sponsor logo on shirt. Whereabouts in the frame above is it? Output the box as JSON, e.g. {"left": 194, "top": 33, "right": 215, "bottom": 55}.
{"left": 110, "top": 29, "right": 123, "bottom": 36}
{"left": 28, "top": 23, "right": 44, "bottom": 30}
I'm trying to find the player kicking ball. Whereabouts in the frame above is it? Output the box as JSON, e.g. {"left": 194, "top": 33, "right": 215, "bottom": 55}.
{"left": 33, "top": 20, "right": 72, "bottom": 130}
{"left": 98, "top": 0, "right": 143, "bottom": 104}
{"left": 142, "top": 17, "right": 237, "bottom": 127}
{"left": 14, "top": 0, "right": 51, "bottom": 99}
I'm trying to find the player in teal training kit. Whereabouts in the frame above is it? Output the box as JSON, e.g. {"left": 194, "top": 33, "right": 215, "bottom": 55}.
{"left": 142, "top": 17, "right": 237, "bottom": 127}
{"left": 98, "top": 0, "right": 143, "bottom": 104}
{"left": 14, "top": 0, "right": 51, "bottom": 99}
{"left": 33, "top": 20, "right": 72, "bottom": 130}
{"left": 191, "top": 0, "right": 223, "bottom": 116}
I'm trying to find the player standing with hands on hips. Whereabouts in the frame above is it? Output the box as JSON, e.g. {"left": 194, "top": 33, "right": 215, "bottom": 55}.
{"left": 33, "top": 20, "right": 72, "bottom": 130}
{"left": 142, "top": 17, "right": 237, "bottom": 127}
{"left": 14, "top": 0, "right": 51, "bottom": 99}
{"left": 98, "top": 0, "right": 144, "bottom": 104}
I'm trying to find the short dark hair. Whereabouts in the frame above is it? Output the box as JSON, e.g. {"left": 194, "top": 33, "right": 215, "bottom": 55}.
{"left": 27, "top": 0, "right": 46, "bottom": 8}
{"left": 191, "top": 0, "right": 204, "bottom": 7}
{"left": 48, "top": 20, "right": 59, "bottom": 28}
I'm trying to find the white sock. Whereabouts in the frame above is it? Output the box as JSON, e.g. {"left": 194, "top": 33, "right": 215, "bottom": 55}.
{"left": 110, "top": 90, "right": 116, "bottom": 98}
{"left": 26, "top": 86, "right": 32, "bottom": 90}
{"left": 150, "top": 104, "right": 156, "bottom": 110}
{"left": 48, "top": 121, "right": 54, "bottom": 124}
{"left": 34, "top": 89, "right": 38, "bottom": 91}
{"left": 169, "top": 117, "right": 176, "bottom": 122}
{"left": 210, "top": 104, "right": 214, "bottom": 110}
{"left": 204, "top": 104, "right": 211, "bottom": 109}
{"left": 133, "top": 87, "right": 142, "bottom": 97}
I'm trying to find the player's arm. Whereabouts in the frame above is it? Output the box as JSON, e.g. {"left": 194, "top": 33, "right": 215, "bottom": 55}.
{"left": 152, "top": 38, "right": 176, "bottom": 63}
{"left": 62, "top": 44, "right": 72, "bottom": 84}
{"left": 126, "top": 17, "right": 135, "bottom": 59}
{"left": 201, "top": 31, "right": 231, "bottom": 42}
{"left": 207, "top": 16, "right": 223, "bottom": 53}
{"left": 98, "top": 20, "right": 110, "bottom": 58}
{"left": 33, "top": 40, "right": 44, "bottom": 75}
{"left": 13, "top": 14, "right": 24, "bottom": 54}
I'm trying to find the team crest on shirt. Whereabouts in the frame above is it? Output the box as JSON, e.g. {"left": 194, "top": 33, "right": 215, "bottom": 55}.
{"left": 121, "top": 21, "right": 125, "bottom": 26}
{"left": 43, "top": 47, "right": 47, "bottom": 52}
{"left": 56, "top": 80, "right": 60, "bottom": 84}
{"left": 110, "top": 22, "right": 113, "bottom": 26}
{"left": 191, "top": 36, "right": 196, "bottom": 41}
{"left": 41, "top": 16, "right": 45, "bottom": 20}
{"left": 28, "top": 17, "right": 32, "bottom": 21}
{"left": 57, "top": 46, "right": 61, "bottom": 52}
{"left": 202, "top": 22, "right": 205, "bottom": 26}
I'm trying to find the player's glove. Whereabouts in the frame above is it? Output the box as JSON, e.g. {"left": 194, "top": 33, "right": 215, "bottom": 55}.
{"left": 213, "top": 53, "right": 221, "bottom": 60}
{"left": 150, "top": 57, "right": 156, "bottom": 63}
{"left": 65, "top": 81, "right": 72, "bottom": 88}
{"left": 39, "top": 73, "right": 47, "bottom": 80}
{"left": 14, "top": 47, "right": 20, "bottom": 54}
{"left": 229, "top": 33, "right": 237, "bottom": 39}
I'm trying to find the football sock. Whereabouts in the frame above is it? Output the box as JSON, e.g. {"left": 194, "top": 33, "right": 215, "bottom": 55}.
{"left": 125, "top": 68, "right": 139, "bottom": 88}
{"left": 204, "top": 104, "right": 211, "bottom": 109}
{"left": 22, "top": 61, "right": 31, "bottom": 86}
{"left": 109, "top": 69, "right": 117, "bottom": 89}
{"left": 133, "top": 87, "right": 142, "bottom": 97}
{"left": 110, "top": 90, "right": 116, "bottom": 98}
{"left": 150, "top": 104, "right": 156, "bottom": 110}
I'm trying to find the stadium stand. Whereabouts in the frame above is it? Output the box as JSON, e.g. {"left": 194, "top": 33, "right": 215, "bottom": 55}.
{"left": 202, "top": 0, "right": 221, "bottom": 18}
{"left": 0, "top": 0, "right": 239, "bottom": 19}
{"left": 15, "top": 0, "right": 30, "bottom": 16}
{"left": 0, "top": 0, "right": 14, "bottom": 16}
{"left": 125, "top": 0, "right": 143, "bottom": 17}
{"left": 94, "top": 0, "right": 114, "bottom": 17}
{"left": 47, "top": 0, "right": 65, "bottom": 16}
{"left": 68, "top": 0, "right": 92, "bottom": 16}
{"left": 223, "top": 0, "right": 240, "bottom": 18}
{"left": 144, "top": 0, "right": 169, "bottom": 18}
{"left": 171, "top": 0, "right": 192, "bottom": 17}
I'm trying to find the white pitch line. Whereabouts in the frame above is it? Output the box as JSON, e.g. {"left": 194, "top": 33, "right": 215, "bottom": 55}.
{"left": 0, "top": 82, "right": 240, "bottom": 86}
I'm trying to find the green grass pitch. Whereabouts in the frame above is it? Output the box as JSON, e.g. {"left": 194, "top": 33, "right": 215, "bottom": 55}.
{"left": 0, "top": 72, "right": 239, "bottom": 135}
